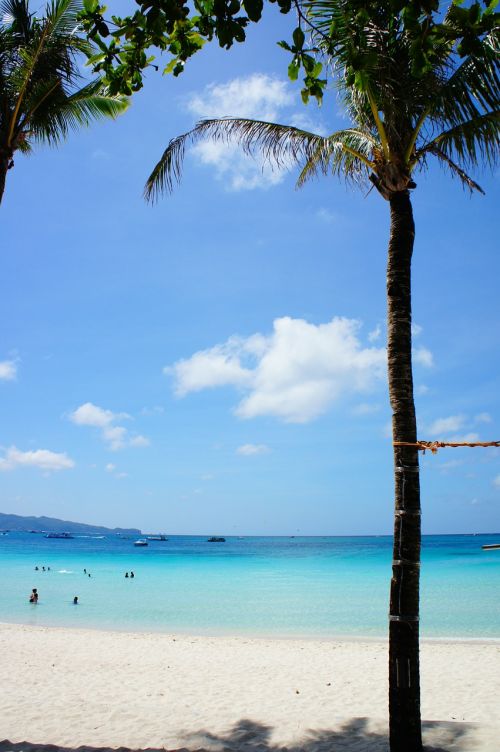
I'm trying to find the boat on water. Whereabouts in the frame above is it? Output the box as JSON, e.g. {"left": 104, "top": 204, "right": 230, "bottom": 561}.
{"left": 146, "top": 535, "right": 169, "bottom": 541}
{"left": 45, "top": 532, "right": 74, "bottom": 539}
{"left": 207, "top": 536, "right": 226, "bottom": 542}
{"left": 482, "top": 543, "right": 500, "bottom": 550}
{"left": 134, "top": 539, "right": 148, "bottom": 547}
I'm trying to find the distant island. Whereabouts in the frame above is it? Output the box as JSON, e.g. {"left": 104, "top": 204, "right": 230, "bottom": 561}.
{"left": 0, "top": 512, "right": 141, "bottom": 536}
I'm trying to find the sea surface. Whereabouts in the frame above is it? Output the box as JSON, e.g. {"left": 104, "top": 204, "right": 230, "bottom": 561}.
{"left": 0, "top": 532, "right": 499, "bottom": 639}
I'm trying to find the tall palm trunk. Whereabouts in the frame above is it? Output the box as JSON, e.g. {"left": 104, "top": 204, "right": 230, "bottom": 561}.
{"left": 0, "top": 150, "right": 10, "bottom": 204}
{"left": 386, "top": 190, "right": 422, "bottom": 752}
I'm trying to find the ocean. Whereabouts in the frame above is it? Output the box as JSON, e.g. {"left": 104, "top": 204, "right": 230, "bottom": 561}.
{"left": 0, "top": 532, "right": 499, "bottom": 638}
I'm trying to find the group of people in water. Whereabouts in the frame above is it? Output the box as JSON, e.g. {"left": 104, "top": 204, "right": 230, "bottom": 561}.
{"left": 30, "top": 566, "right": 136, "bottom": 605}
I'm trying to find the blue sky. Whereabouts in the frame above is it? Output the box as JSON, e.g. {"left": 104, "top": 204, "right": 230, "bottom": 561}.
{"left": 1, "top": 4, "right": 499, "bottom": 535}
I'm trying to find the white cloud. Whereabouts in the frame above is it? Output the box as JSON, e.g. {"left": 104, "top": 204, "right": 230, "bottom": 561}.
{"left": 187, "top": 74, "right": 293, "bottom": 120}
{"left": 69, "top": 402, "right": 128, "bottom": 428}
{"left": 413, "top": 346, "right": 434, "bottom": 368}
{"left": 102, "top": 425, "right": 128, "bottom": 450}
{"left": 237, "top": 443, "right": 271, "bottom": 456}
{"left": 316, "top": 208, "right": 342, "bottom": 224}
{"left": 69, "top": 402, "right": 149, "bottom": 451}
{"left": 0, "top": 446, "right": 74, "bottom": 472}
{"left": 105, "top": 463, "right": 116, "bottom": 472}
{"left": 475, "top": 412, "right": 492, "bottom": 424}
{"left": 368, "top": 324, "right": 382, "bottom": 343}
{"left": 494, "top": 475, "right": 500, "bottom": 488}
{"left": 185, "top": 74, "right": 297, "bottom": 191}
{"left": 166, "top": 337, "right": 253, "bottom": 396}
{"left": 129, "top": 435, "right": 150, "bottom": 447}
{"left": 167, "top": 316, "right": 386, "bottom": 423}
{"left": 0, "top": 360, "right": 17, "bottom": 381}
{"left": 191, "top": 140, "right": 288, "bottom": 191}
{"left": 416, "top": 384, "right": 430, "bottom": 396}
{"left": 428, "top": 415, "right": 466, "bottom": 435}
{"left": 411, "top": 323, "right": 423, "bottom": 337}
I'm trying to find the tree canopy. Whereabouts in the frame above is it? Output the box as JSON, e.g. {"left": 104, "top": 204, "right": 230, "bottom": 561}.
{"left": 79, "top": 0, "right": 499, "bottom": 109}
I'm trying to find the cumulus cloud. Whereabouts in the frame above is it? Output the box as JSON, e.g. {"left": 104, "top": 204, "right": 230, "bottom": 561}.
{"left": 237, "top": 443, "right": 271, "bottom": 456}
{"left": 187, "top": 74, "right": 293, "bottom": 120}
{"left": 69, "top": 402, "right": 149, "bottom": 451}
{"left": 428, "top": 415, "right": 466, "bottom": 436}
{"left": 185, "top": 74, "right": 301, "bottom": 191}
{"left": 0, "top": 359, "right": 17, "bottom": 380}
{"left": 70, "top": 402, "right": 129, "bottom": 428}
{"left": 0, "top": 446, "right": 74, "bottom": 472}
{"left": 167, "top": 316, "right": 386, "bottom": 423}
{"left": 413, "top": 346, "right": 434, "bottom": 368}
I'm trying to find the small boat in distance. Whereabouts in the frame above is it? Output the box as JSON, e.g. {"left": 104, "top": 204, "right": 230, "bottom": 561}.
{"left": 45, "top": 532, "right": 74, "bottom": 539}
{"left": 207, "top": 536, "right": 226, "bottom": 543}
{"left": 482, "top": 543, "right": 500, "bottom": 550}
{"left": 134, "top": 539, "right": 148, "bottom": 547}
{"left": 146, "top": 535, "right": 169, "bottom": 541}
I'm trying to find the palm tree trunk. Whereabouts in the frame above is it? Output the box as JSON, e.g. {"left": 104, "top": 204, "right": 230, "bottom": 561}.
{"left": 386, "top": 190, "right": 422, "bottom": 752}
{"left": 0, "top": 155, "right": 9, "bottom": 204}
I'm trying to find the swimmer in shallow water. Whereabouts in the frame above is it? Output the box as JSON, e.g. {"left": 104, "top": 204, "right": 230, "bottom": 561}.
{"left": 29, "top": 588, "right": 38, "bottom": 603}
{"left": 73, "top": 596, "right": 78, "bottom": 605}
{"left": 130, "top": 571, "right": 135, "bottom": 579}
{"left": 125, "top": 572, "right": 129, "bottom": 578}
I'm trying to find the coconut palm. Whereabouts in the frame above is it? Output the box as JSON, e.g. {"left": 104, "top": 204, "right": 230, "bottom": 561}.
{"left": 0, "top": 0, "right": 128, "bottom": 203}
{"left": 144, "top": 3, "right": 499, "bottom": 750}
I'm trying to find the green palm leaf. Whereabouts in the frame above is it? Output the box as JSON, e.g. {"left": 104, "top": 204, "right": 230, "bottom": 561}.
{"left": 0, "top": 0, "right": 128, "bottom": 202}
{"left": 145, "top": 118, "right": 377, "bottom": 202}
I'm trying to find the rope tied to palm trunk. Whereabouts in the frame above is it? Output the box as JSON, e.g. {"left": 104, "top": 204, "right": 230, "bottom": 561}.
{"left": 393, "top": 440, "right": 500, "bottom": 454}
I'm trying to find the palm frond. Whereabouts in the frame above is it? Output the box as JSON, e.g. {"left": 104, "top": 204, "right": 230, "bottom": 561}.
{"left": 296, "top": 128, "right": 375, "bottom": 188}
{"left": 418, "top": 111, "right": 500, "bottom": 171}
{"left": 426, "top": 30, "right": 500, "bottom": 131}
{"left": 145, "top": 118, "right": 330, "bottom": 202}
{"left": 28, "top": 79, "right": 127, "bottom": 142}
{"left": 426, "top": 146, "right": 485, "bottom": 194}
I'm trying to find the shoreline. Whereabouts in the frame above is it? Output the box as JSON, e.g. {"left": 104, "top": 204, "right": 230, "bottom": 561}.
{"left": 1, "top": 622, "right": 499, "bottom": 752}
{"left": 1, "top": 618, "right": 499, "bottom": 645}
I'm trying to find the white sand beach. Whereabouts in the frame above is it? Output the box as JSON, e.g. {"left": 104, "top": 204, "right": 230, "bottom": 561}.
{"left": 0, "top": 623, "right": 499, "bottom": 752}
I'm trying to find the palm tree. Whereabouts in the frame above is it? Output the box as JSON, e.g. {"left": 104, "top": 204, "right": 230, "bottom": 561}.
{"left": 0, "top": 0, "right": 128, "bottom": 203}
{"left": 144, "top": 3, "right": 499, "bottom": 750}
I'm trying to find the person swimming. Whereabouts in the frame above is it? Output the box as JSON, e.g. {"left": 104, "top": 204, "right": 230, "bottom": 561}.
{"left": 29, "top": 588, "right": 38, "bottom": 603}
{"left": 73, "top": 596, "right": 78, "bottom": 605}
{"left": 125, "top": 572, "right": 129, "bottom": 578}
{"left": 130, "top": 571, "right": 135, "bottom": 579}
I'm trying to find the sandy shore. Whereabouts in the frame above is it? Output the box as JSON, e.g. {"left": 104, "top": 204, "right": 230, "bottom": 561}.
{"left": 0, "top": 623, "right": 499, "bottom": 752}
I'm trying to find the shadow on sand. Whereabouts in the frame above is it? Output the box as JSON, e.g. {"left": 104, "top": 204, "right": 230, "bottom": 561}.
{"left": 0, "top": 717, "right": 479, "bottom": 752}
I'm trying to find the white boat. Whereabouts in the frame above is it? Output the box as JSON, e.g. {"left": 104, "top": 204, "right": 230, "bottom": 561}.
{"left": 134, "top": 539, "right": 148, "bottom": 547}
{"left": 146, "top": 535, "right": 169, "bottom": 541}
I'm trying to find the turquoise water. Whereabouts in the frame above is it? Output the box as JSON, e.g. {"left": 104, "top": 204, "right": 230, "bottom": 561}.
{"left": 0, "top": 533, "right": 499, "bottom": 638}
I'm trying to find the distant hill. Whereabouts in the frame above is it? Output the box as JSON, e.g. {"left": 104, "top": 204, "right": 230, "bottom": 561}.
{"left": 0, "top": 512, "right": 141, "bottom": 535}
